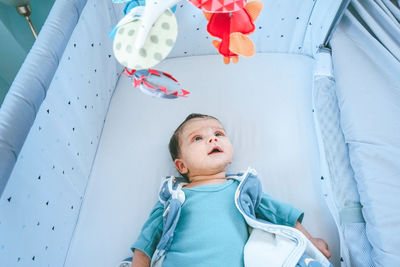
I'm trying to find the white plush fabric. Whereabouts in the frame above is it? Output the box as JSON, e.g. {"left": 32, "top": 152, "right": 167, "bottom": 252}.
{"left": 64, "top": 53, "right": 340, "bottom": 267}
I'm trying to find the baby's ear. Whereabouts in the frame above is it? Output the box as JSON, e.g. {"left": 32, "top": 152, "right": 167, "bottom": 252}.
{"left": 174, "top": 159, "right": 188, "bottom": 174}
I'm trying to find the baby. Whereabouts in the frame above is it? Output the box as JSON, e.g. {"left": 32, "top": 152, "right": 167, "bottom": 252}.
{"left": 129, "top": 113, "right": 331, "bottom": 267}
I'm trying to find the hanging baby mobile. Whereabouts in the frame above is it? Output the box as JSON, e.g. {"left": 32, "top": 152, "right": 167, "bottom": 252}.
{"left": 110, "top": 0, "right": 187, "bottom": 99}
{"left": 109, "top": 0, "right": 263, "bottom": 97}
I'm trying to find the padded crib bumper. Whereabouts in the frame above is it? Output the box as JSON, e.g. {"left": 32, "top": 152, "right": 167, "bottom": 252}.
{"left": 0, "top": 0, "right": 88, "bottom": 195}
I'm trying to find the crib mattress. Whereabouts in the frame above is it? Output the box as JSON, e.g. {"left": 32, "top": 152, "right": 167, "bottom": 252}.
{"left": 64, "top": 53, "right": 340, "bottom": 267}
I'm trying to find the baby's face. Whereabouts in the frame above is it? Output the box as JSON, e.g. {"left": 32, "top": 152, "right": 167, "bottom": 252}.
{"left": 176, "top": 118, "right": 233, "bottom": 178}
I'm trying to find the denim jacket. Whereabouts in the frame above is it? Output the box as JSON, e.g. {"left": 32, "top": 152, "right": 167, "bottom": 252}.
{"left": 151, "top": 167, "right": 331, "bottom": 267}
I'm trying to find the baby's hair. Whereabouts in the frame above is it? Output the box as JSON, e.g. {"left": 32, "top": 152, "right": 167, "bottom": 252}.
{"left": 169, "top": 113, "right": 218, "bottom": 161}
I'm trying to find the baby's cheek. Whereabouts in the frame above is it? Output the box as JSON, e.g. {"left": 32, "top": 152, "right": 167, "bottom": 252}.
{"left": 226, "top": 142, "right": 234, "bottom": 156}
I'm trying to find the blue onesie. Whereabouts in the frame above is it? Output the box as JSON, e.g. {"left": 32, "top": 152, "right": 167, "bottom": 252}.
{"left": 131, "top": 179, "right": 305, "bottom": 266}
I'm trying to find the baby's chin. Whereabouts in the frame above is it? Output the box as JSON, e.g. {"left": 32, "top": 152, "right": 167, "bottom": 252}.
{"left": 204, "top": 161, "right": 231, "bottom": 174}
{"left": 207, "top": 152, "right": 232, "bottom": 162}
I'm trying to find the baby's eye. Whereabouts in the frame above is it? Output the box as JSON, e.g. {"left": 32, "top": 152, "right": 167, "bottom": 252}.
{"left": 215, "top": 132, "right": 224, "bottom": 137}
{"left": 194, "top": 136, "right": 202, "bottom": 141}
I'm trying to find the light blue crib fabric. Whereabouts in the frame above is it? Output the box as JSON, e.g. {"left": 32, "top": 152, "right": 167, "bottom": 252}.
{"left": 331, "top": 0, "right": 400, "bottom": 265}
{"left": 0, "top": 0, "right": 88, "bottom": 193}
{"left": 0, "top": 0, "right": 122, "bottom": 266}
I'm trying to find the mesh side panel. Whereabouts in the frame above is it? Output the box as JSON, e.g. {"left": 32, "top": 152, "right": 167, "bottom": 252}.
{"left": 343, "top": 223, "right": 374, "bottom": 267}
{"left": 313, "top": 75, "right": 373, "bottom": 266}
{"left": 314, "top": 77, "right": 359, "bottom": 208}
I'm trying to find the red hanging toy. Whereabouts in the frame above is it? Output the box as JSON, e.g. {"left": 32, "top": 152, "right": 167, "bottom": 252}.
{"left": 203, "top": 1, "right": 263, "bottom": 64}
{"left": 189, "top": 0, "right": 246, "bottom": 13}
{"left": 123, "top": 68, "right": 190, "bottom": 99}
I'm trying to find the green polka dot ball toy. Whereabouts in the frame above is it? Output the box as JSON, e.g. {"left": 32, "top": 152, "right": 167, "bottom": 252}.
{"left": 113, "top": 8, "right": 178, "bottom": 70}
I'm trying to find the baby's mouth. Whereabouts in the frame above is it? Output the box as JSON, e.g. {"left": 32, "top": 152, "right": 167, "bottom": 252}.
{"left": 208, "top": 146, "right": 223, "bottom": 155}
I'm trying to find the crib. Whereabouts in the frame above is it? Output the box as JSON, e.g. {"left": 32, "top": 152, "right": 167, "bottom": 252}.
{"left": 0, "top": 0, "right": 399, "bottom": 266}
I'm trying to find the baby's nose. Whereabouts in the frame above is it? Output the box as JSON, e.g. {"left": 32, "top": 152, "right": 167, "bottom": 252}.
{"left": 208, "top": 136, "right": 218, "bottom": 143}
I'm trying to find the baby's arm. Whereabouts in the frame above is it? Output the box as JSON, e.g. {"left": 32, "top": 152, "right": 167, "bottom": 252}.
{"left": 294, "top": 221, "right": 331, "bottom": 259}
{"left": 131, "top": 249, "right": 150, "bottom": 267}
{"left": 130, "top": 201, "right": 164, "bottom": 267}
{"left": 256, "top": 192, "right": 331, "bottom": 258}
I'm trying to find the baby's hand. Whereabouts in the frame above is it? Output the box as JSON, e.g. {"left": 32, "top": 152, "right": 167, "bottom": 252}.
{"left": 310, "top": 237, "right": 331, "bottom": 259}
{"left": 294, "top": 222, "right": 331, "bottom": 259}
